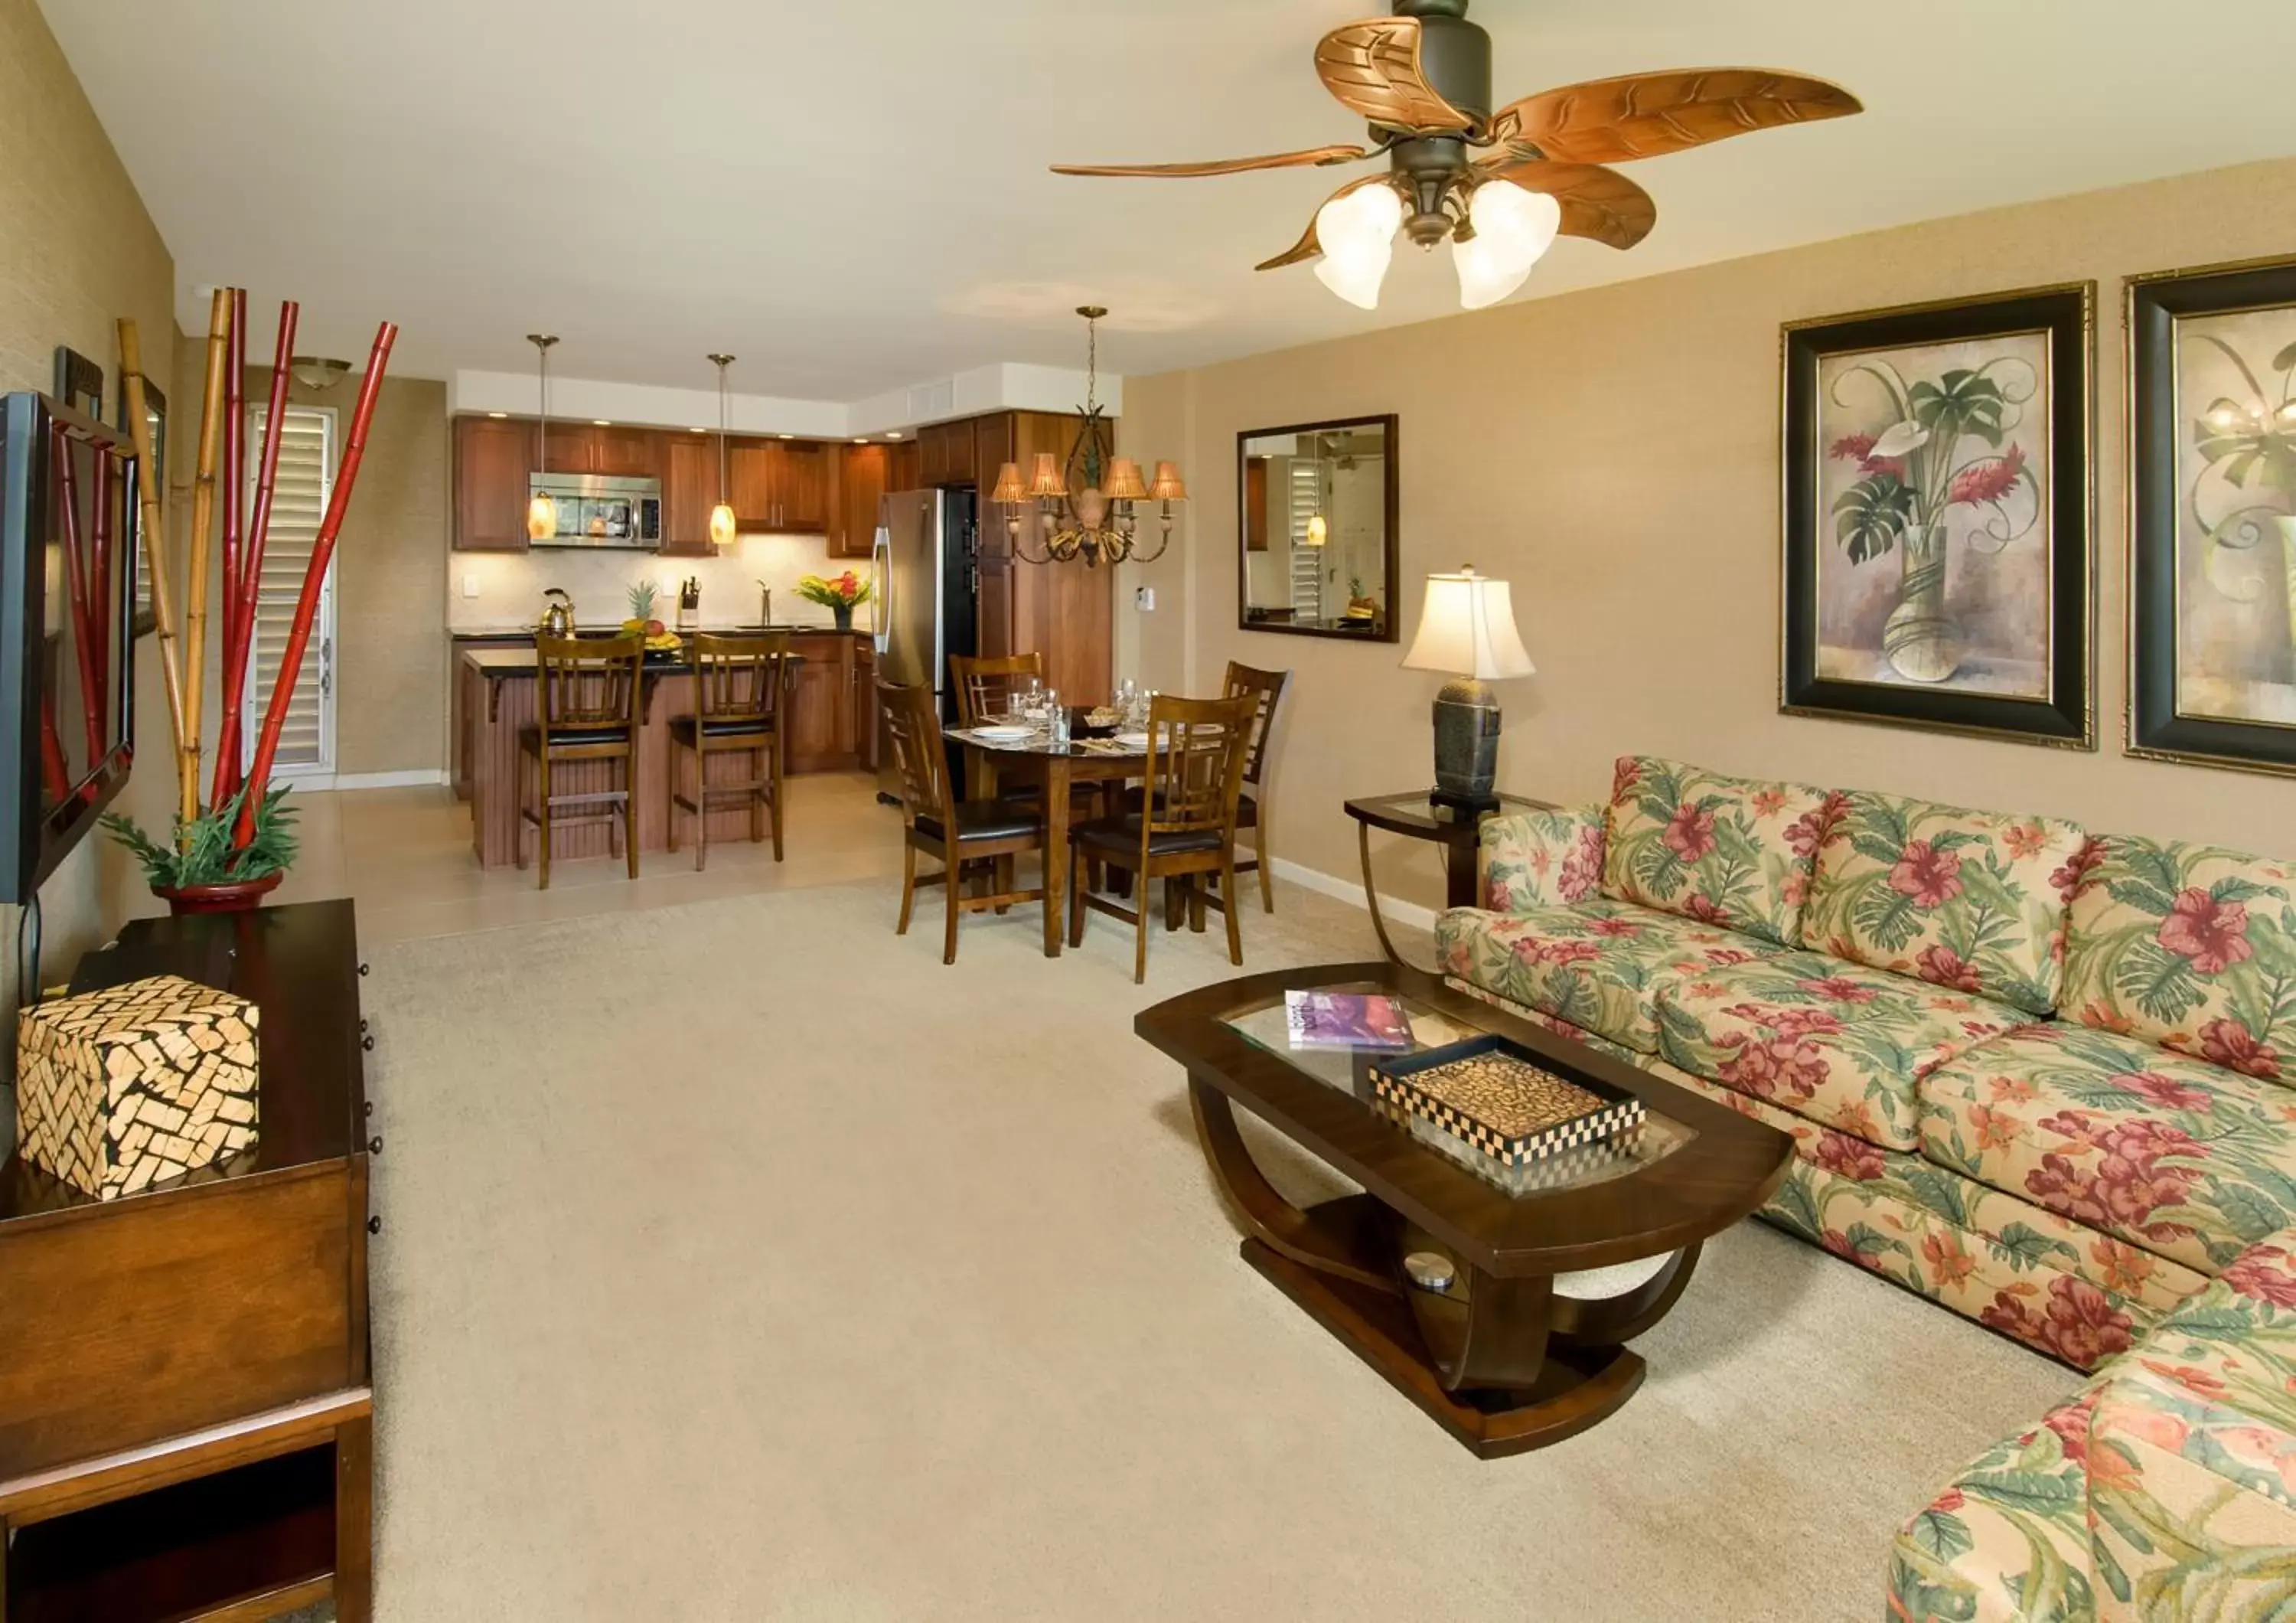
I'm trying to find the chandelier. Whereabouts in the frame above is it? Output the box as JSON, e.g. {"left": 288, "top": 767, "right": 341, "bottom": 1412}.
{"left": 992, "top": 306, "right": 1186, "bottom": 568}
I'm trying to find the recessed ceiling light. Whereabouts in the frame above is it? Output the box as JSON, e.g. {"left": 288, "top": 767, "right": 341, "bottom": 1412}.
{"left": 853, "top": 438, "right": 869, "bottom": 445}
{"left": 487, "top": 411, "right": 507, "bottom": 420}
{"left": 885, "top": 431, "right": 903, "bottom": 439}
{"left": 592, "top": 419, "right": 612, "bottom": 427}
{"left": 778, "top": 433, "right": 794, "bottom": 440}
{"left": 691, "top": 426, "right": 708, "bottom": 434}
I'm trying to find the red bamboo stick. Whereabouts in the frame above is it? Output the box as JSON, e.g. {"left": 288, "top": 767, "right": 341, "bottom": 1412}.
{"left": 90, "top": 449, "right": 112, "bottom": 723}
{"left": 38, "top": 697, "right": 70, "bottom": 803}
{"left": 221, "top": 289, "right": 246, "bottom": 726}
{"left": 217, "top": 301, "right": 298, "bottom": 808}
{"left": 235, "top": 319, "right": 396, "bottom": 845}
{"left": 51, "top": 431, "right": 107, "bottom": 766}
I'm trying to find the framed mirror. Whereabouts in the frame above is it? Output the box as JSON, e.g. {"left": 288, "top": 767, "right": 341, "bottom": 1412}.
{"left": 1237, "top": 415, "right": 1398, "bottom": 642}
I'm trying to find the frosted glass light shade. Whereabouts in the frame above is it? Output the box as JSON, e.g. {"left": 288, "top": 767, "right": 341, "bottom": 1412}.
{"left": 1453, "top": 180, "right": 1561, "bottom": 310}
{"left": 1313, "top": 184, "right": 1403, "bottom": 310}
{"left": 527, "top": 491, "right": 556, "bottom": 541}
{"left": 708, "top": 502, "right": 737, "bottom": 547}
{"left": 1304, "top": 514, "right": 1329, "bottom": 547}
{"left": 1401, "top": 569, "right": 1536, "bottom": 680}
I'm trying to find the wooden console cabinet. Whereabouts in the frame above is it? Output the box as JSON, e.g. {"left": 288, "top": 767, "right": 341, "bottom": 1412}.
{"left": 0, "top": 901, "right": 375, "bottom": 1623}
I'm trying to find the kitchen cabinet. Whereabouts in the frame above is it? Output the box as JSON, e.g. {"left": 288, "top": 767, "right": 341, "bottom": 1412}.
{"left": 973, "top": 413, "right": 1016, "bottom": 486}
{"left": 729, "top": 439, "right": 829, "bottom": 533}
{"left": 784, "top": 633, "right": 857, "bottom": 772}
{"left": 659, "top": 432, "right": 719, "bottom": 557}
{"left": 538, "top": 423, "right": 656, "bottom": 478}
{"left": 853, "top": 638, "right": 879, "bottom": 774}
{"left": 889, "top": 439, "right": 920, "bottom": 492}
{"left": 454, "top": 416, "right": 536, "bottom": 552}
{"left": 832, "top": 443, "right": 889, "bottom": 559}
{"left": 918, "top": 420, "right": 977, "bottom": 488}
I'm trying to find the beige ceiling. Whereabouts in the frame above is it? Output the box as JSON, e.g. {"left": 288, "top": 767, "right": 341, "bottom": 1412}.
{"left": 39, "top": 0, "right": 2296, "bottom": 399}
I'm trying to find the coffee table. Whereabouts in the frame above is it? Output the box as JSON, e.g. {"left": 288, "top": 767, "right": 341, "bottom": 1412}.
{"left": 1136, "top": 962, "right": 1793, "bottom": 1457}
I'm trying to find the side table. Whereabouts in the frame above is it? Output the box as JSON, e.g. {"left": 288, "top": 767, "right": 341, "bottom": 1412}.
{"left": 1343, "top": 792, "right": 1551, "bottom": 969}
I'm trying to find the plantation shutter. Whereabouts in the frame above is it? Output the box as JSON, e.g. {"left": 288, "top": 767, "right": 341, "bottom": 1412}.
{"left": 1287, "top": 459, "right": 1322, "bottom": 619}
{"left": 241, "top": 405, "right": 335, "bottom": 775}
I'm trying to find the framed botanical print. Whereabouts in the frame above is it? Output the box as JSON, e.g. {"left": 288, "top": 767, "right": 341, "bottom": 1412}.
{"left": 2128, "top": 255, "right": 2296, "bottom": 775}
{"left": 1781, "top": 284, "right": 2095, "bottom": 746}
{"left": 53, "top": 346, "right": 103, "bottom": 418}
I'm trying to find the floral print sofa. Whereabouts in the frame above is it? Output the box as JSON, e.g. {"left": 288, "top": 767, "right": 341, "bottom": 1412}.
{"left": 1436, "top": 756, "right": 2296, "bottom": 1371}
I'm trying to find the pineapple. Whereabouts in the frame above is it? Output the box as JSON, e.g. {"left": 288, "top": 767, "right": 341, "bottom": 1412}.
{"left": 623, "top": 579, "right": 662, "bottom": 636}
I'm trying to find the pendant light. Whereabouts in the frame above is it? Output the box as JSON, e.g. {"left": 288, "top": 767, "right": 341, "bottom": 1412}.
{"left": 707, "top": 354, "right": 737, "bottom": 548}
{"left": 526, "top": 333, "right": 559, "bottom": 541}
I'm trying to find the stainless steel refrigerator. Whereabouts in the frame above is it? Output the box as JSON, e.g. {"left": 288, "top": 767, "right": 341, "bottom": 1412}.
{"left": 870, "top": 486, "right": 977, "bottom": 804}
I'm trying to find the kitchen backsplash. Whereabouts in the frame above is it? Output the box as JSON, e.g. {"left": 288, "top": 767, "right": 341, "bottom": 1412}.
{"left": 446, "top": 533, "right": 879, "bottom": 632}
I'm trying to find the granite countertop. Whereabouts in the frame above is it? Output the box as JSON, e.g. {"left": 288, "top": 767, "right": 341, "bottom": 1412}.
{"left": 451, "top": 622, "right": 872, "bottom": 639}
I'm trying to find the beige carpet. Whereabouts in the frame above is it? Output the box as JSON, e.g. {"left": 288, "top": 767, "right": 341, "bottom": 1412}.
{"left": 359, "top": 876, "right": 2076, "bottom": 1621}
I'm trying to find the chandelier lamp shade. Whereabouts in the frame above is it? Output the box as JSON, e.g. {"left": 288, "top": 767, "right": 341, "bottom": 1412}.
{"left": 992, "top": 308, "right": 1187, "bottom": 568}
{"left": 525, "top": 333, "right": 559, "bottom": 542}
{"left": 707, "top": 353, "right": 737, "bottom": 548}
{"left": 1401, "top": 566, "right": 1536, "bottom": 811}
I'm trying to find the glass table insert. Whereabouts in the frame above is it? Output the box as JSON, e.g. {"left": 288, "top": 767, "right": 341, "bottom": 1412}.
{"left": 1221, "top": 980, "right": 1695, "bottom": 1199}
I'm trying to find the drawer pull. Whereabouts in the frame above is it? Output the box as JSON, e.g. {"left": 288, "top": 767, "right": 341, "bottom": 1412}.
{"left": 367, "top": 1215, "right": 382, "bottom": 1235}
{"left": 359, "top": 962, "right": 370, "bottom": 977}
{"left": 363, "top": 1100, "right": 374, "bottom": 1118}
{"left": 361, "top": 1034, "right": 375, "bottom": 1052}
{"left": 368, "top": 1135, "right": 384, "bottom": 1155}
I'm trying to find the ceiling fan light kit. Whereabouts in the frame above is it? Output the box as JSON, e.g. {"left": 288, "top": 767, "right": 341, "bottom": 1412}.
{"left": 1054, "top": 0, "right": 1861, "bottom": 313}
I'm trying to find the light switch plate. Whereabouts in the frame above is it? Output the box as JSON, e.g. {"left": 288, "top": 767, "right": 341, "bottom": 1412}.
{"left": 461, "top": 573, "right": 480, "bottom": 599}
{"left": 1133, "top": 586, "right": 1155, "bottom": 611}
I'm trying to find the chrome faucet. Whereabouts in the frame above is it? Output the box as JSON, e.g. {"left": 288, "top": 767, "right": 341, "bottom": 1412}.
{"left": 756, "top": 581, "right": 772, "bottom": 628}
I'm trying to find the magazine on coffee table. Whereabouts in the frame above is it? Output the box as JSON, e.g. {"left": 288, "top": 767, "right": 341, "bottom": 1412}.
{"left": 1284, "top": 990, "right": 1414, "bottom": 1051}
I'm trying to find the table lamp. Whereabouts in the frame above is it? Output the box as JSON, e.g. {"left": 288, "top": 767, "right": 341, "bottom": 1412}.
{"left": 1401, "top": 566, "right": 1535, "bottom": 812}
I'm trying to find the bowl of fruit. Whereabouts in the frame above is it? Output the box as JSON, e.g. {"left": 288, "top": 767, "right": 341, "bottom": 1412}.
{"left": 619, "top": 583, "right": 687, "bottom": 658}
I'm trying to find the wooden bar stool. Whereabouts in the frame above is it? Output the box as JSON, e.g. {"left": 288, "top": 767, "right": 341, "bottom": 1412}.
{"left": 1068, "top": 692, "right": 1257, "bottom": 983}
{"left": 882, "top": 679, "right": 1045, "bottom": 965}
{"left": 519, "top": 632, "right": 644, "bottom": 890}
{"left": 668, "top": 632, "right": 791, "bottom": 868}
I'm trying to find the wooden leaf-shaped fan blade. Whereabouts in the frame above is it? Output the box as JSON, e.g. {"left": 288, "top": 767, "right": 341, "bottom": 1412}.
{"left": 1477, "top": 160, "right": 1656, "bottom": 251}
{"left": 1052, "top": 144, "right": 1372, "bottom": 179}
{"left": 1314, "top": 18, "right": 1474, "bottom": 134}
{"left": 1253, "top": 175, "right": 1391, "bottom": 272}
{"left": 1489, "top": 69, "right": 1863, "bottom": 165}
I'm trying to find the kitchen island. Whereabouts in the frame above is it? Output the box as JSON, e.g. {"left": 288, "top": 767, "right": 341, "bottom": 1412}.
{"left": 457, "top": 629, "right": 876, "bottom": 869}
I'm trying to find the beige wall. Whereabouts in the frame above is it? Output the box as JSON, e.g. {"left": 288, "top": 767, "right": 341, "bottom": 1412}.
{"left": 1117, "top": 155, "right": 2296, "bottom": 915}
{"left": 0, "top": 0, "right": 174, "bottom": 978}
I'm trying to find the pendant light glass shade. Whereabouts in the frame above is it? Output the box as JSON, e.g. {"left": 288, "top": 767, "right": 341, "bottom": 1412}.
{"left": 1452, "top": 181, "right": 1563, "bottom": 310}
{"left": 1313, "top": 183, "right": 1404, "bottom": 310}
{"left": 526, "top": 333, "right": 559, "bottom": 540}
{"left": 1304, "top": 514, "right": 1329, "bottom": 547}
{"left": 708, "top": 503, "right": 737, "bottom": 547}
{"left": 707, "top": 351, "right": 737, "bottom": 548}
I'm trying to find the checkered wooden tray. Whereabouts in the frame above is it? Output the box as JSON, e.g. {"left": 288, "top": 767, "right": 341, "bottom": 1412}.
{"left": 1370, "top": 1035, "right": 1644, "bottom": 1170}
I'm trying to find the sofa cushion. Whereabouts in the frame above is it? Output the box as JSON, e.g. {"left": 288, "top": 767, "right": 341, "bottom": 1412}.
{"left": 1919, "top": 1025, "right": 2296, "bottom": 1276}
{"left": 1600, "top": 756, "right": 1828, "bottom": 945}
{"left": 1434, "top": 898, "right": 1782, "bottom": 1055}
{"left": 1799, "top": 789, "right": 2087, "bottom": 1017}
{"left": 1478, "top": 802, "right": 1605, "bottom": 913}
{"left": 1887, "top": 1392, "right": 2099, "bottom": 1623}
{"left": 1655, "top": 952, "right": 2033, "bottom": 1152}
{"left": 2060, "top": 834, "right": 2296, "bottom": 1089}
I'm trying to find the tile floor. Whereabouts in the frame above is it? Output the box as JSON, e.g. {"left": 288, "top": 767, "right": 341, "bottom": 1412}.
{"left": 266, "top": 771, "right": 907, "bottom": 946}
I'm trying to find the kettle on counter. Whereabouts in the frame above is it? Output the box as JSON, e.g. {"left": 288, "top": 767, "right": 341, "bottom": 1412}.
{"left": 539, "top": 588, "right": 575, "bottom": 638}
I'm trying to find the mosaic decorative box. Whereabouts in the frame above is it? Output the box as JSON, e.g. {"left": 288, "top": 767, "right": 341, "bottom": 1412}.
{"left": 15, "top": 974, "right": 261, "bottom": 1200}
{"left": 1371, "top": 1035, "right": 1642, "bottom": 1170}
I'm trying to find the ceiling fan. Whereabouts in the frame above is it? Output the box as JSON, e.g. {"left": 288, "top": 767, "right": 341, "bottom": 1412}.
{"left": 1052, "top": 0, "right": 1862, "bottom": 312}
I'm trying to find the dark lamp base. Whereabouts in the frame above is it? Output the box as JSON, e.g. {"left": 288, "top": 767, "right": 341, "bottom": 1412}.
{"left": 1430, "top": 675, "right": 1502, "bottom": 812}
{"left": 1428, "top": 785, "right": 1501, "bottom": 815}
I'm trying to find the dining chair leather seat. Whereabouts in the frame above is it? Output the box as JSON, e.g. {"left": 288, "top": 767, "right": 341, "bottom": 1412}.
{"left": 916, "top": 802, "right": 1045, "bottom": 844}
{"left": 1072, "top": 814, "right": 1225, "bottom": 858}
{"left": 518, "top": 722, "right": 629, "bottom": 749}
{"left": 670, "top": 714, "right": 772, "bottom": 740}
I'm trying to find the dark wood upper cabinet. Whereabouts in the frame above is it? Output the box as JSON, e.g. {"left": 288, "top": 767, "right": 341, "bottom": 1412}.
{"left": 889, "top": 438, "right": 920, "bottom": 492}
{"left": 727, "top": 438, "right": 828, "bottom": 533}
{"left": 973, "top": 413, "right": 1016, "bottom": 485}
{"left": 833, "top": 443, "right": 889, "bottom": 559}
{"left": 918, "top": 420, "right": 978, "bottom": 488}
{"left": 592, "top": 426, "right": 657, "bottom": 478}
{"left": 454, "top": 416, "right": 536, "bottom": 552}
{"left": 729, "top": 441, "right": 775, "bottom": 527}
{"left": 660, "top": 432, "right": 719, "bottom": 557}
{"left": 537, "top": 422, "right": 598, "bottom": 475}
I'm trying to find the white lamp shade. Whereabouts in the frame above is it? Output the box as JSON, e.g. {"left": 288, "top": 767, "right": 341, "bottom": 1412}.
{"left": 1453, "top": 181, "right": 1561, "bottom": 310}
{"left": 1313, "top": 184, "right": 1403, "bottom": 310}
{"left": 1401, "top": 570, "right": 1536, "bottom": 681}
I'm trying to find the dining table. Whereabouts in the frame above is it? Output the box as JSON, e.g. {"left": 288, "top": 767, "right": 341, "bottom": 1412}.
{"left": 944, "top": 720, "right": 1153, "bottom": 958}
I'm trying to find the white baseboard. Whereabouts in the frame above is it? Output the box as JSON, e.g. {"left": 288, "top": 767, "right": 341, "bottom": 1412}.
{"left": 274, "top": 769, "right": 451, "bottom": 792}
{"left": 1268, "top": 857, "right": 1440, "bottom": 936}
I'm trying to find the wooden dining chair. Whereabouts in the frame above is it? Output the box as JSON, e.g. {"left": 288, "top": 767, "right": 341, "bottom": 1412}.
{"left": 519, "top": 632, "right": 645, "bottom": 890}
{"left": 949, "top": 651, "right": 1045, "bottom": 727}
{"left": 1221, "top": 661, "right": 1291, "bottom": 913}
{"left": 1068, "top": 692, "right": 1257, "bottom": 983}
{"left": 881, "top": 679, "right": 1046, "bottom": 965}
{"left": 668, "top": 632, "right": 791, "bottom": 869}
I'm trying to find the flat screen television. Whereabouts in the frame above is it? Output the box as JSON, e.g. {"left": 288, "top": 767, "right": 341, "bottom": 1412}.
{"left": 0, "top": 392, "right": 139, "bottom": 903}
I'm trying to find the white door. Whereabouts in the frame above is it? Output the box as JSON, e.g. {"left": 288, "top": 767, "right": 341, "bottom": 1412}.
{"left": 241, "top": 404, "right": 338, "bottom": 782}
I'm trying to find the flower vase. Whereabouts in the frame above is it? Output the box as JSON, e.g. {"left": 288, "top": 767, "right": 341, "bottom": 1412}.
{"left": 1882, "top": 524, "right": 1965, "bottom": 684}
{"left": 833, "top": 604, "right": 853, "bottom": 632}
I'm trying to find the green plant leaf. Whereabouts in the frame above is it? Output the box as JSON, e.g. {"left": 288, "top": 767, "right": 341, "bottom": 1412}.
{"left": 1832, "top": 473, "right": 1914, "bottom": 563}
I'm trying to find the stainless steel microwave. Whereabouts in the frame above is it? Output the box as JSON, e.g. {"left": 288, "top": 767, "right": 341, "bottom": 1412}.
{"left": 527, "top": 473, "right": 662, "bottom": 550}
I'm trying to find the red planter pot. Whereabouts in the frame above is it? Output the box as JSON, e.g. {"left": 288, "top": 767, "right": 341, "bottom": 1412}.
{"left": 153, "top": 871, "right": 284, "bottom": 915}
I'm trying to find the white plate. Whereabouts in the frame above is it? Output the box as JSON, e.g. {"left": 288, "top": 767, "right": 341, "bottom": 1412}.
{"left": 1114, "top": 731, "right": 1151, "bottom": 748}
{"left": 971, "top": 726, "right": 1032, "bottom": 743}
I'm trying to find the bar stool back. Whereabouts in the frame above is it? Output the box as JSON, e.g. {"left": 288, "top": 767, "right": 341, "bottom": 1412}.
{"left": 670, "top": 632, "right": 791, "bottom": 868}
{"left": 520, "top": 632, "right": 645, "bottom": 890}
